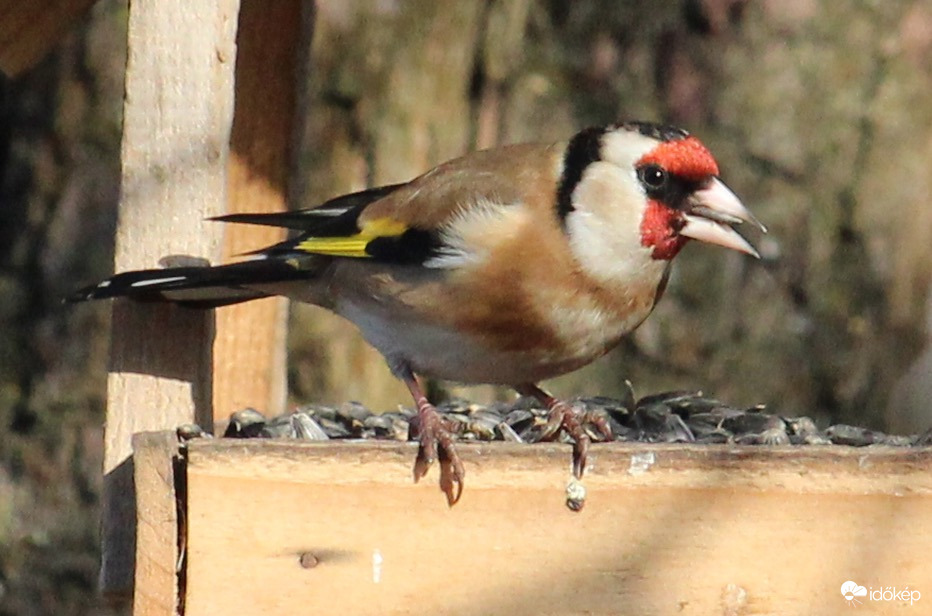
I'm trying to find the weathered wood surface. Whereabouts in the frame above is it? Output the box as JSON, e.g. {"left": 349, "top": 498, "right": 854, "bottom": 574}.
{"left": 170, "top": 440, "right": 932, "bottom": 615}
{"left": 213, "top": 0, "right": 308, "bottom": 423}
{"left": 102, "top": 0, "right": 241, "bottom": 596}
{"left": 0, "top": 0, "right": 98, "bottom": 77}
{"left": 132, "top": 431, "right": 182, "bottom": 616}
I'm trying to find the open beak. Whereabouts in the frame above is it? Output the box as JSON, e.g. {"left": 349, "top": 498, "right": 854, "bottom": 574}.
{"left": 680, "top": 178, "right": 766, "bottom": 258}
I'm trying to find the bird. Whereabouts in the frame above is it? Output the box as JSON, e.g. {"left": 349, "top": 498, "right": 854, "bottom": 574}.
{"left": 69, "top": 121, "right": 765, "bottom": 506}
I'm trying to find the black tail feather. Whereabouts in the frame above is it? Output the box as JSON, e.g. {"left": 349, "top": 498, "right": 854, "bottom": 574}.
{"left": 209, "top": 183, "right": 403, "bottom": 231}
{"left": 66, "top": 258, "right": 312, "bottom": 307}
{"left": 69, "top": 184, "right": 406, "bottom": 307}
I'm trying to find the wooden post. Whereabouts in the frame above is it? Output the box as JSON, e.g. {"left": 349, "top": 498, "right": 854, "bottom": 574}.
{"left": 101, "top": 0, "right": 241, "bottom": 598}
{"left": 131, "top": 432, "right": 182, "bottom": 616}
{"left": 212, "top": 0, "right": 307, "bottom": 425}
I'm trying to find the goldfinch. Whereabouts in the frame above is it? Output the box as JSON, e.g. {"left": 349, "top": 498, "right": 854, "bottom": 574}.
{"left": 70, "top": 121, "right": 764, "bottom": 505}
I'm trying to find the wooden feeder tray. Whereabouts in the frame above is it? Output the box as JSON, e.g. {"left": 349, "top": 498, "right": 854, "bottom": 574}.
{"left": 131, "top": 433, "right": 932, "bottom": 615}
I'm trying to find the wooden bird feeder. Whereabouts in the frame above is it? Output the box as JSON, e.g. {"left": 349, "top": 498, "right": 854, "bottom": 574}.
{"left": 5, "top": 2, "right": 932, "bottom": 615}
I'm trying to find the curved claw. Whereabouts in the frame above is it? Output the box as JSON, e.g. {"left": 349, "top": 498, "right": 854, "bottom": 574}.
{"left": 411, "top": 401, "right": 466, "bottom": 504}
{"left": 585, "top": 410, "right": 616, "bottom": 443}
{"left": 413, "top": 437, "right": 436, "bottom": 483}
{"left": 535, "top": 396, "right": 592, "bottom": 478}
{"left": 403, "top": 371, "right": 467, "bottom": 504}
{"left": 571, "top": 435, "right": 589, "bottom": 479}
{"left": 540, "top": 412, "right": 564, "bottom": 441}
{"left": 438, "top": 447, "right": 465, "bottom": 506}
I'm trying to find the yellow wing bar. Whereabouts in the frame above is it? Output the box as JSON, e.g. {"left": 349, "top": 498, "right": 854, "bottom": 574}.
{"left": 295, "top": 217, "right": 407, "bottom": 257}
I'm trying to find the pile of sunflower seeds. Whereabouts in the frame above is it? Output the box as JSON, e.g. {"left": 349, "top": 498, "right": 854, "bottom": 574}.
{"left": 212, "top": 388, "right": 932, "bottom": 448}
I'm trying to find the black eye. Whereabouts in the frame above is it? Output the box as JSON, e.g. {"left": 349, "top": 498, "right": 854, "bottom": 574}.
{"left": 639, "top": 164, "right": 667, "bottom": 190}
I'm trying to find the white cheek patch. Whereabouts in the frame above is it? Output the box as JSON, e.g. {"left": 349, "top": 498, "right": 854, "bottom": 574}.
{"left": 565, "top": 161, "right": 658, "bottom": 286}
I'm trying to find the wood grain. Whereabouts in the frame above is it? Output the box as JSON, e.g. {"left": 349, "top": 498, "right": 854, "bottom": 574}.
{"left": 132, "top": 431, "right": 181, "bottom": 616}
{"left": 176, "top": 440, "right": 932, "bottom": 615}
{"left": 213, "top": 0, "right": 307, "bottom": 423}
{"left": 102, "top": 0, "right": 240, "bottom": 596}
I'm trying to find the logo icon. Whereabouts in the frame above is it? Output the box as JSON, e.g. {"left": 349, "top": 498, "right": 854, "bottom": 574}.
{"left": 841, "top": 581, "right": 868, "bottom": 606}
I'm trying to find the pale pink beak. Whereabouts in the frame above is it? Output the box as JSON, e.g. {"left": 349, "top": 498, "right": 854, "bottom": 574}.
{"left": 680, "top": 178, "right": 765, "bottom": 258}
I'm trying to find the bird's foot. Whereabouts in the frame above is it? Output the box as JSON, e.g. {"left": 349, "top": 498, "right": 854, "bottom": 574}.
{"left": 583, "top": 409, "right": 616, "bottom": 443}
{"left": 517, "top": 384, "right": 614, "bottom": 479}
{"left": 411, "top": 398, "right": 465, "bottom": 506}
{"left": 540, "top": 399, "right": 592, "bottom": 479}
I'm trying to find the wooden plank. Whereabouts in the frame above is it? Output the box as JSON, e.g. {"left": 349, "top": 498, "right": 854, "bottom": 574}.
{"left": 101, "top": 0, "right": 241, "bottom": 597}
{"left": 132, "top": 431, "right": 182, "bottom": 616}
{"left": 0, "top": 0, "right": 98, "bottom": 77}
{"left": 213, "top": 0, "right": 306, "bottom": 424}
{"left": 183, "top": 441, "right": 932, "bottom": 615}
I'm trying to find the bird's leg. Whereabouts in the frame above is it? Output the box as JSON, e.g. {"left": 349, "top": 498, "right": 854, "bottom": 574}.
{"left": 515, "top": 384, "right": 591, "bottom": 479}
{"left": 403, "top": 373, "right": 465, "bottom": 506}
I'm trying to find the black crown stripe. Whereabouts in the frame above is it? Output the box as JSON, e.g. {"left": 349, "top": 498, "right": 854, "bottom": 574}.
{"left": 556, "top": 126, "right": 607, "bottom": 222}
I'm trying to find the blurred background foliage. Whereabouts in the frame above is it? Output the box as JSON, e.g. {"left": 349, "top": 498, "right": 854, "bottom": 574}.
{"left": 0, "top": 0, "right": 931, "bottom": 613}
